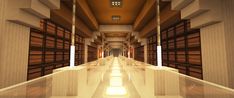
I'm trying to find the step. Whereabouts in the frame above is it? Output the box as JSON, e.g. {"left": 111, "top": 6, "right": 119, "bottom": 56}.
{"left": 5, "top": 0, "right": 41, "bottom": 28}
{"left": 21, "top": 0, "right": 50, "bottom": 18}
{"left": 7, "top": 10, "right": 41, "bottom": 29}
{"left": 171, "top": 0, "right": 194, "bottom": 10}
{"left": 5, "top": 0, "right": 51, "bottom": 28}
{"left": 189, "top": 0, "right": 223, "bottom": 28}
{"left": 190, "top": 11, "right": 222, "bottom": 29}
{"left": 181, "top": 0, "right": 209, "bottom": 19}
{"left": 39, "top": 0, "right": 60, "bottom": 9}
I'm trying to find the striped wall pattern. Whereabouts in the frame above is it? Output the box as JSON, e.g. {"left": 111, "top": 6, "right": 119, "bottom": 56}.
{"left": 0, "top": 0, "right": 30, "bottom": 88}
{"left": 222, "top": 0, "right": 234, "bottom": 89}
{"left": 171, "top": 0, "right": 234, "bottom": 89}
{"left": 200, "top": 22, "right": 229, "bottom": 87}
{"left": 201, "top": 0, "right": 234, "bottom": 89}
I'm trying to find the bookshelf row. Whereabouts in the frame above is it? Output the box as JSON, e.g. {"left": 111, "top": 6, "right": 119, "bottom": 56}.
{"left": 28, "top": 20, "right": 84, "bottom": 80}
{"left": 162, "top": 20, "right": 202, "bottom": 79}
{"left": 147, "top": 34, "right": 157, "bottom": 65}
{"left": 75, "top": 33, "right": 84, "bottom": 65}
{"left": 147, "top": 20, "right": 203, "bottom": 79}
{"left": 104, "top": 50, "right": 109, "bottom": 57}
{"left": 134, "top": 45, "right": 144, "bottom": 62}
{"left": 123, "top": 50, "right": 128, "bottom": 57}
{"left": 88, "top": 45, "right": 97, "bottom": 62}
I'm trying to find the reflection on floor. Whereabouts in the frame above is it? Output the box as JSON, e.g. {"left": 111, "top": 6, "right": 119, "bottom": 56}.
{"left": 92, "top": 57, "right": 140, "bottom": 98}
{"left": 1, "top": 56, "right": 234, "bottom": 98}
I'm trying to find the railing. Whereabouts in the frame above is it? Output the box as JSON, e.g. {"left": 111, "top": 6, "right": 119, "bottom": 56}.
{"left": 119, "top": 56, "right": 234, "bottom": 98}
{"left": 0, "top": 56, "right": 113, "bottom": 98}
{"left": 0, "top": 56, "right": 233, "bottom": 98}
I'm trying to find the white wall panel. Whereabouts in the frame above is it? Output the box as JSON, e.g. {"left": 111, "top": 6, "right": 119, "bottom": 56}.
{"left": 222, "top": 0, "right": 234, "bottom": 89}
{"left": 0, "top": 0, "right": 30, "bottom": 89}
{"left": 201, "top": 0, "right": 234, "bottom": 89}
{"left": 201, "top": 22, "right": 229, "bottom": 87}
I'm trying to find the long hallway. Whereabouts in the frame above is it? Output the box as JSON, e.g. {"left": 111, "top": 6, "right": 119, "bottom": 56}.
{"left": 0, "top": 56, "right": 234, "bottom": 98}
{"left": 1, "top": 0, "right": 234, "bottom": 98}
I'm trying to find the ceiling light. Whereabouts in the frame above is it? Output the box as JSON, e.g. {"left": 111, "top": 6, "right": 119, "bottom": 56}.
{"left": 111, "top": 0, "right": 122, "bottom": 7}
{"left": 112, "top": 15, "right": 121, "bottom": 21}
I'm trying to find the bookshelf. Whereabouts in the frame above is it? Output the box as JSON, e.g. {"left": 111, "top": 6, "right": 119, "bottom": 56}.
{"left": 75, "top": 34, "right": 84, "bottom": 65}
{"left": 88, "top": 45, "right": 97, "bottom": 62}
{"left": 161, "top": 20, "right": 202, "bottom": 79}
{"left": 134, "top": 44, "right": 144, "bottom": 62}
{"left": 147, "top": 34, "right": 157, "bottom": 66}
{"left": 104, "top": 50, "right": 109, "bottom": 57}
{"left": 130, "top": 47, "right": 134, "bottom": 58}
{"left": 28, "top": 20, "right": 84, "bottom": 80}
{"left": 124, "top": 50, "right": 128, "bottom": 57}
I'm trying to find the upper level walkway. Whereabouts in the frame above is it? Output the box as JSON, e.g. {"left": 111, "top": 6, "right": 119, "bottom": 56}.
{"left": 0, "top": 56, "right": 234, "bottom": 98}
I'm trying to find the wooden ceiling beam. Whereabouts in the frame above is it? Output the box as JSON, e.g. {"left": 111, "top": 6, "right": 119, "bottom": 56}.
{"left": 133, "top": 0, "right": 156, "bottom": 31}
{"left": 106, "top": 37, "right": 126, "bottom": 42}
{"left": 139, "top": 4, "right": 180, "bottom": 38}
{"left": 99, "top": 25, "right": 133, "bottom": 32}
{"left": 77, "top": 0, "right": 98, "bottom": 30}
{"left": 50, "top": 3, "right": 92, "bottom": 38}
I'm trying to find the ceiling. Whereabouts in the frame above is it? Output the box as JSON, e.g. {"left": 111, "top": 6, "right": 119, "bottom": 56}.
{"left": 87, "top": 0, "right": 146, "bottom": 25}
{"left": 57, "top": 0, "right": 176, "bottom": 50}
{"left": 104, "top": 32, "right": 128, "bottom": 37}
{"left": 61, "top": 0, "right": 99, "bottom": 31}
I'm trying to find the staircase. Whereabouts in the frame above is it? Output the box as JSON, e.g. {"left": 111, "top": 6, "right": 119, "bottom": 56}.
{"left": 5, "top": 0, "right": 60, "bottom": 29}
{"left": 171, "top": 0, "right": 223, "bottom": 28}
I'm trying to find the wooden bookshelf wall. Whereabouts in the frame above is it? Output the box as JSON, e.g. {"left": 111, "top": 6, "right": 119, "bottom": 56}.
{"left": 130, "top": 47, "right": 134, "bottom": 58}
{"left": 88, "top": 45, "right": 97, "bottom": 62}
{"left": 124, "top": 50, "right": 128, "bottom": 57}
{"left": 161, "top": 20, "right": 202, "bottom": 79}
{"left": 147, "top": 34, "right": 157, "bottom": 65}
{"left": 75, "top": 34, "right": 84, "bottom": 65}
{"left": 28, "top": 20, "right": 84, "bottom": 80}
{"left": 104, "top": 51, "right": 107, "bottom": 57}
{"left": 134, "top": 44, "right": 144, "bottom": 62}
